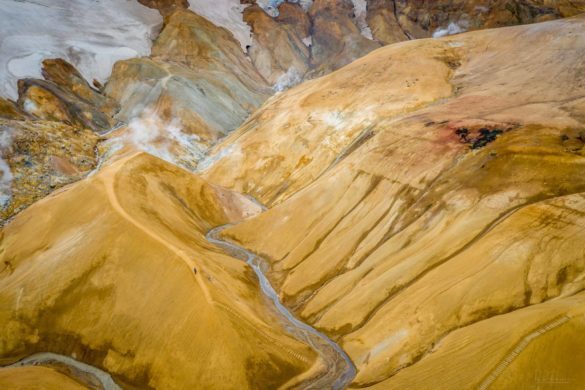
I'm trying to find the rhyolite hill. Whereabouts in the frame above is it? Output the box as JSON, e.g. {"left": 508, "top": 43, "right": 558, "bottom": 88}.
{"left": 1, "top": 1, "right": 585, "bottom": 389}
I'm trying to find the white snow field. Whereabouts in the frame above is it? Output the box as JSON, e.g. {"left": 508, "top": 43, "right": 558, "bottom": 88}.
{"left": 189, "top": 0, "right": 252, "bottom": 50}
{"left": 0, "top": 0, "right": 161, "bottom": 99}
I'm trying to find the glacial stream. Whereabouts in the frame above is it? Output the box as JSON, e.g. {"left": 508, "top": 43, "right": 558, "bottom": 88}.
{"left": 2, "top": 352, "right": 121, "bottom": 389}
{"left": 207, "top": 225, "right": 356, "bottom": 389}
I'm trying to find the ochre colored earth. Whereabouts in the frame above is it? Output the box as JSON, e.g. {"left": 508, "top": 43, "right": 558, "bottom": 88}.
{"left": 1, "top": 3, "right": 585, "bottom": 389}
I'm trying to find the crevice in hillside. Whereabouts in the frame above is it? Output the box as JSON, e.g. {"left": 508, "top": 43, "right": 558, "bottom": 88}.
{"left": 290, "top": 180, "right": 408, "bottom": 320}
{"left": 391, "top": 0, "right": 412, "bottom": 40}
{"left": 272, "top": 169, "right": 369, "bottom": 266}
{"left": 297, "top": 183, "right": 427, "bottom": 324}
{"left": 330, "top": 190, "right": 585, "bottom": 339}
{"left": 328, "top": 125, "right": 376, "bottom": 169}
{"left": 279, "top": 173, "right": 384, "bottom": 309}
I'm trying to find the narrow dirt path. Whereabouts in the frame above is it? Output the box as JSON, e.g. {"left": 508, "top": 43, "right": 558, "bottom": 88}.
{"left": 101, "top": 154, "right": 215, "bottom": 305}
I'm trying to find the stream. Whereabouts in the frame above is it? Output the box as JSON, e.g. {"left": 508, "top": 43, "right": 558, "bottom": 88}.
{"left": 207, "top": 225, "right": 356, "bottom": 389}
{"left": 2, "top": 352, "right": 121, "bottom": 389}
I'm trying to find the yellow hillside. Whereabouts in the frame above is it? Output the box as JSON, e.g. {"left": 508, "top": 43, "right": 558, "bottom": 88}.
{"left": 0, "top": 153, "right": 321, "bottom": 388}
{"left": 0, "top": 366, "right": 87, "bottom": 390}
{"left": 211, "top": 15, "right": 585, "bottom": 388}
{"left": 1, "top": 6, "right": 585, "bottom": 390}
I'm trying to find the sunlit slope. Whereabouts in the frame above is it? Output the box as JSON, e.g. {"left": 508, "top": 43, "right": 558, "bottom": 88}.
{"left": 216, "top": 15, "right": 585, "bottom": 387}
{"left": 373, "top": 290, "right": 585, "bottom": 389}
{"left": 201, "top": 35, "right": 456, "bottom": 205}
{"left": 204, "top": 14, "right": 585, "bottom": 206}
{"left": 0, "top": 366, "right": 86, "bottom": 390}
{"left": 0, "top": 153, "right": 319, "bottom": 389}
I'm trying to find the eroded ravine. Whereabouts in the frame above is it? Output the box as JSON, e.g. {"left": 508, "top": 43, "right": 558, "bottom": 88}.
{"left": 207, "top": 225, "right": 356, "bottom": 389}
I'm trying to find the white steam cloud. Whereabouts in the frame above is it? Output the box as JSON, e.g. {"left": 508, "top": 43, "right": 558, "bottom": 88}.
{"left": 433, "top": 22, "right": 467, "bottom": 38}
{"left": 197, "top": 144, "right": 240, "bottom": 172}
{"left": 273, "top": 67, "right": 303, "bottom": 92}
{"left": 106, "top": 110, "right": 206, "bottom": 170}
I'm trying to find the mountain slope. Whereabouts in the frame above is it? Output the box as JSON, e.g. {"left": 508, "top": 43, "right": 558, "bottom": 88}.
{"left": 201, "top": 35, "right": 456, "bottom": 204}
{"left": 0, "top": 152, "right": 322, "bottom": 388}
{"left": 0, "top": 366, "right": 87, "bottom": 390}
{"left": 206, "top": 14, "right": 585, "bottom": 387}
{"left": 106, "top": 9, "right": 271, "bottom": 144}
{"left": 0, "top": 3, "right": 585, "bottom": 389}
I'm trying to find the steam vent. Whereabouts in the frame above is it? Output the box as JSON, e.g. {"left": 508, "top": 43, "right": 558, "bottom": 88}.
{"left": 1, "top": 0, "right": 585, "bottom": 389}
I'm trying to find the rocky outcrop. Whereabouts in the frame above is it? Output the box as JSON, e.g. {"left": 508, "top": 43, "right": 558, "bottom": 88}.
{"left": 17, "top": 78, "right": 117, "bottom": 133}
{"left": 238, "top": 0, "right": 585, "bottom": 81}
{"left": 391, "top": 0, "right": 585, "bottom": 38}
{"left": 204, "top": 15, "right": 585, "bottom": 387}
{"left": 308, "top": 0, "right": 381, "bottom": 77}
{"left": 150, "top": 9, "right": 267, "bottom": 95}
{"left": 0, "top": 99, "right": 25, "bottom": 121}
{"left": 15, "top": 59, "right": 119, "bottom": 133}
{"left": 0, "top": 119, "right": 98, "bottom": 222}
{"left": 276, "top": 2, "right": 312, "bottom": 39}
{"left": 243, "top": 5, "right": 310, "bottom": 86}
{"left": 106, "top": 9, "right": 270, "bottom": 145}
{"left": 239, "top": 0, "right": 382, "bottom": 83}
{"left": 41, "top": 59, "right": 119, "bottom": 118}
{"left": 366, "top": 0, "right": 409, "bottom": 44}
{"left": 18, "top": 79, "right": 116, "bottom": 132}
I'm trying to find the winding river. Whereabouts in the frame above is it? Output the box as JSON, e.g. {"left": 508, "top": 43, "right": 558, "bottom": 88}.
{"left": 207, "top": 225, "right": 356, "bottom": 389}
{"left": 2, "top": 352, "right": 120, "bottom": 389}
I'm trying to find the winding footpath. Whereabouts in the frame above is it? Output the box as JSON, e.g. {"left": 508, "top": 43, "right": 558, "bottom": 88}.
{"left": 207, "top": 225, "right": 356, "bottom": 389}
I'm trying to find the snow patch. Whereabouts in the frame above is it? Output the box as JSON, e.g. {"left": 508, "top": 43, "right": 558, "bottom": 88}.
{"left": 433, "top": 22, "right": 467, "bottom": 38}
{"left": 255, "top": 0, "right": 313, "bottom": 16}
{"left": 273, "top": 67, "right": 302, "bottom": 92}
{"left": 0, "top": 0, "right": 162, "bottom": 99}
{"left": 302, "top": 36, "right": 313, "bottom": 47}
{"left": 256, "top": 0, "right": 285, "bottom": 17}
{"left": 189, "top": 0, "right": 252, "bottom": 51}
{"left": 295, "top": 0, "right": 314, "bottom": 11}
{"left": 351, "top": 0, "right": 374, "bottom": 40}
